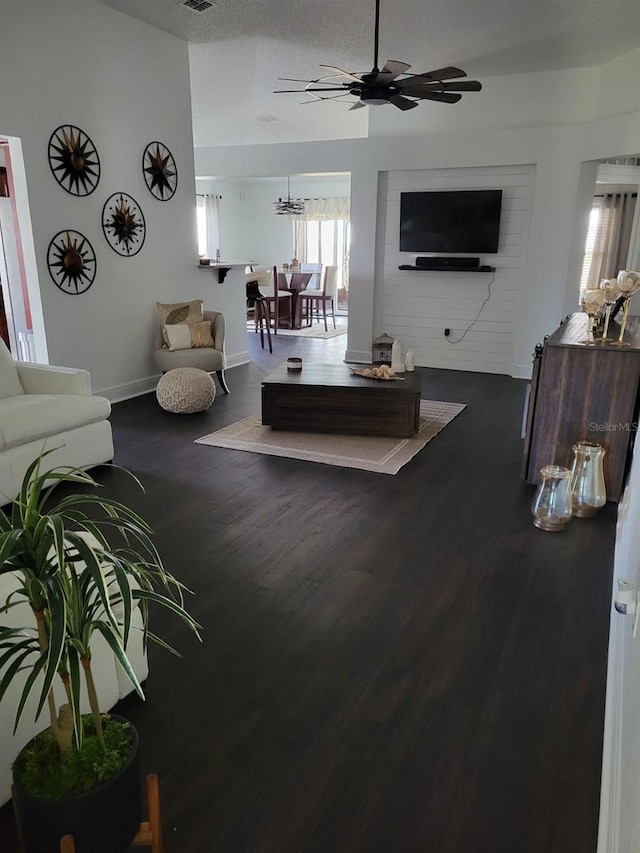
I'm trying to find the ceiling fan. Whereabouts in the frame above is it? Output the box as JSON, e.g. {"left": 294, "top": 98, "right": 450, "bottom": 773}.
{"left": 274, "top": 0, "right": 482, "bottom": 111}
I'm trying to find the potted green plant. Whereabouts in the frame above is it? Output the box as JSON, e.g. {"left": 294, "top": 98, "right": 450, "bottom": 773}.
{"left": 0, "top": 452, "right": 200, "bottom": 853}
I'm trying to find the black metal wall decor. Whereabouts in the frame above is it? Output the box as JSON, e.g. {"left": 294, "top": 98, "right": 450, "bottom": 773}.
{"left": 47, "top": 230, "right": 97, "bottom": 294}
{"left": 48, "top": 125, "right": 101, "bottom": 196}
{"left": 102, "top": 192, "right": 146, "bottom": 256}
{"left": 142, "top": 141, "right": 177, "bottom": 201}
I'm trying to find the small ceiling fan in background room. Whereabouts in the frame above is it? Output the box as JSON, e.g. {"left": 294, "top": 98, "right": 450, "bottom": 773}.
{"left": 274, "top": 0, "right": 482, "bottom": 111}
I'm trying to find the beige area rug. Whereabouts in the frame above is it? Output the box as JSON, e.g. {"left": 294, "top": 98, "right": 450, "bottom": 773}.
{"left": 195, "top": 400, "right": 466, "bottom": 475}
{"left": 275, "top": 322, "right": 347, "bottom": 339}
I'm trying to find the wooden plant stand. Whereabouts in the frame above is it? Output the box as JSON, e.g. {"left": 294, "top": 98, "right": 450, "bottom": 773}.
{"left": 58, "top": 774, "right": 162, "bottom": 853}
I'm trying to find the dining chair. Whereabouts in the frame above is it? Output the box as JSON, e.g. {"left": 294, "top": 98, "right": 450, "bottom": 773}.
{"left": 301, "top": 262, "right": 323, "bottom": 290}
{"left": 245, "top": 273, "right": 272, "bottom": 353}
{"left": 266, "top": 266, "right": 293, "bottom": 331}
{"left": 301, "top": 265, "right": 338, "bottom": 331}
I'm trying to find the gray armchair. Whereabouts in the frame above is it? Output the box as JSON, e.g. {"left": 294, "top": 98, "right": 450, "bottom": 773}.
{"left": 154, "top": 309, "right": 229, "bottom": 394}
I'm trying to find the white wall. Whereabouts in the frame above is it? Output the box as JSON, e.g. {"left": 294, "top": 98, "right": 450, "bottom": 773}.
{"left": 0, "top": 0, "right": 239, "bottom": 398}
{"left": 598, "top": 435, "right": 640, "bottom": 853}
{"left": 380, "top": 165, "right": 535, "bottom": 374}
{"left": 196, "top": 175, "right": 350, "bottom": 267}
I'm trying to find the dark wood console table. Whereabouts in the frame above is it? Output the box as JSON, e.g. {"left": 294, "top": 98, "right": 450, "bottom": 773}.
{"left": 522, "top": 312, "right": 640, "bottom": 501}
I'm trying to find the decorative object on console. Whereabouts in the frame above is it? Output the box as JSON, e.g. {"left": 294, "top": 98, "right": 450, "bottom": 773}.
{"left": 102, "top": 192, "right": 146, "bottom": 256}
{"left": 611, "top": 270, "right": 640, "bottom": 347}
{"left": 598, "top": 277, "right": 622, "bottom": 342}
{"left": 47, "top": 229, "right": 96, "bottom": 294}
{"left": 287, "top": 357, "right": 303, "bottom": 371}
{"left": 531, "top": 465, "right": 573, "bottom": 531}
{"left": 570, "top": 441, "right": 607, "bottom": 517}
{"left": 142, "top": 141, "right": 177, "bottom": 201}
{"left": 372, "top": 332, "right": 394, "bottom": 364}
{"left": 274, "top": 0, "right": 482, "bottom": 112}
{"left": 405, "top": 350, "right": 415, "bottom": 371}
{"left": 48, "top": 125, "right": 100, "bottom": 196}
{"left": 579, "top": 287, "right": 607, "bottom": 345}
{"left": 273, "top": 178, "right": 304, "bottom": 216}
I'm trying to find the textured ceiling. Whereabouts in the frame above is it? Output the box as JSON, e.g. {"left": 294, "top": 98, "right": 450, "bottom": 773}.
{"left": 94, "top": 0, "right": 640, "bottom": 146}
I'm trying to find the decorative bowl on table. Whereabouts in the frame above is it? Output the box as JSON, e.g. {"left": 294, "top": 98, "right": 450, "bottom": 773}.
{"left": 350, "top": 365, "right": 402, "bottom": 381}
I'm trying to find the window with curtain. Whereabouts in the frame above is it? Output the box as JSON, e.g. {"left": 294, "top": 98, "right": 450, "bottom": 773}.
{"left": 579, "top": 192, "right": 637, "bottom": 298}
{"left": 196, "top": 194, "right": 220, "bottom": 260}
{"left": 290, "top": 197, "right": 350, "bottom": 310}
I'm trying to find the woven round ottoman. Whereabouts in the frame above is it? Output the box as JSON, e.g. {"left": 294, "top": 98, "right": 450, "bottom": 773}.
{"left": 156, "top": 367, "right": 215, "bottom": 414}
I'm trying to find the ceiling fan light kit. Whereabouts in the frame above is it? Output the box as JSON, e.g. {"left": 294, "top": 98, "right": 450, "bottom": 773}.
{"left": 274, "top": 0, "right": 482, "bottom": 112}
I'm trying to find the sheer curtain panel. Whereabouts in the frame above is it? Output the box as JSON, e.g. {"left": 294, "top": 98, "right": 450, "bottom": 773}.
{"left": 197, "top": 194, "right": 221, "bottom": 260}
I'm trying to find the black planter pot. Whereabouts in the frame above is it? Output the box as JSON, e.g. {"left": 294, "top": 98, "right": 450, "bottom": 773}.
{"left": 12, "top": 715, "right": 141, "bottom": 853}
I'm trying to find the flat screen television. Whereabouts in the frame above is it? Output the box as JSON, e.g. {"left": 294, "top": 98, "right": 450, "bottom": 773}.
{"left": 399, "top": 189, "right": 503, "bottom": 254}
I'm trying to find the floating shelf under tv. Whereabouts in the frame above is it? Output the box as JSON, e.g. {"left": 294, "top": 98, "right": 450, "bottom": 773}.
{"left": 398, "top": 265, "right": 496, "bottom": 273}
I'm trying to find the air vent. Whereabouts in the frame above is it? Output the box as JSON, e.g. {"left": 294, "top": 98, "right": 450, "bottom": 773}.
{"left": 182, "top": 0, "right": 214, "bottom": 11}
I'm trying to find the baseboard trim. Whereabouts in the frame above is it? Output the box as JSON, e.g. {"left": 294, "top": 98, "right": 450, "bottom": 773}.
{"left": 512, "top": 363, "right": 533, "bottom": 380}
{"left": 226, "top": 351, "right": 250, "bottom": 369}
{"left": 97, "top": 358, "right": 249, "bottom": 403}
{"left": 97, "top": 376, "right": 159, "bottom": 404}
{"left": 597, "top": 603, "right": 623, "bottom": 853}
{"left": 344, "top": 349, "right": 374, "bottom": 364}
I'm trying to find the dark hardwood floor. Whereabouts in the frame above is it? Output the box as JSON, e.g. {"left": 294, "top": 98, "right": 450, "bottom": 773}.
{"left": 0, "top": 325, "right": 615, "bottom": 852}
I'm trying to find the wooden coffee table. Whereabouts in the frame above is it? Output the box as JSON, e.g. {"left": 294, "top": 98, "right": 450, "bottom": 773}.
{"left": 262, "top": 363, "right": 421, "bottom": 437}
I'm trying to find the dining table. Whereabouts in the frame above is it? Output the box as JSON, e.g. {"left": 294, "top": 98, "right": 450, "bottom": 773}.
{"left": 276, "top": 269, "right": 314, "bottom": 328}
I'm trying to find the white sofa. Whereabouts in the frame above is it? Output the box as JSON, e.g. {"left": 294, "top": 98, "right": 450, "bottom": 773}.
{"left": 0, "top": 339, "right": 114, "bottom": 504}
{"left": 0, "top": 569, "right": 149, "bottom": 806}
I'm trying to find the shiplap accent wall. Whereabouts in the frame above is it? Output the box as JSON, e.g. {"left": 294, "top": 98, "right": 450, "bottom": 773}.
{"left": 381, "top": 165, "right": 536, "bottom": 375}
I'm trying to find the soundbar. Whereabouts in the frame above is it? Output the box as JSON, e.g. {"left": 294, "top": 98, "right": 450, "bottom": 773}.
{"left": 415, "top": 256, "right": 480, "bottom": 268}
{"left": 399, "top": 264, "right": 494, "bottom": 272}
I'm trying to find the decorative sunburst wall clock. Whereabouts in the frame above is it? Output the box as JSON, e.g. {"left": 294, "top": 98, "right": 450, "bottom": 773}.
{"left": 142, "top": 141, "right": 177, "bottom": 201}
{"left": 48, "top": 125, "right": 101, "bottom": 196}
{"left": 102, "top": 192, "right": 146, "bottom": 256}
{"left": 47, "top": 230, "right": 97, "bottom": 294}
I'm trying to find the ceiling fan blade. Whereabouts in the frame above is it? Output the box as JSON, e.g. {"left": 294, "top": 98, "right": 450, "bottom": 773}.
{"left": 389, "top": 94, "right": 419, "bottom": 111}
{"left": 410, "top": 90, "right": 463, "bottom": 104}
{"left": 412, "top": 66, "right": 467, "bottom": 82}
{"left": 274, "top": 87, "right": 349, "bottom": 93}
{"left": 278, "top": 77, "right": 322, "bottom": 84}
{"left": 377, "top": 60, "right": 411, "bottom": 82}
{"left": 300, "top": 94, "right": 357, "bottom": 104}
{"left": 435, "top": 80, "right": 481, "bottom": 91}
{"left": 319, "top": 65, "right": 363, "bottom": 83}
{"left": 398, "top": 79, "right": 482, "bottom": 93}
{"left": 349, "top": 101, "right": 367, "bottom": 110}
